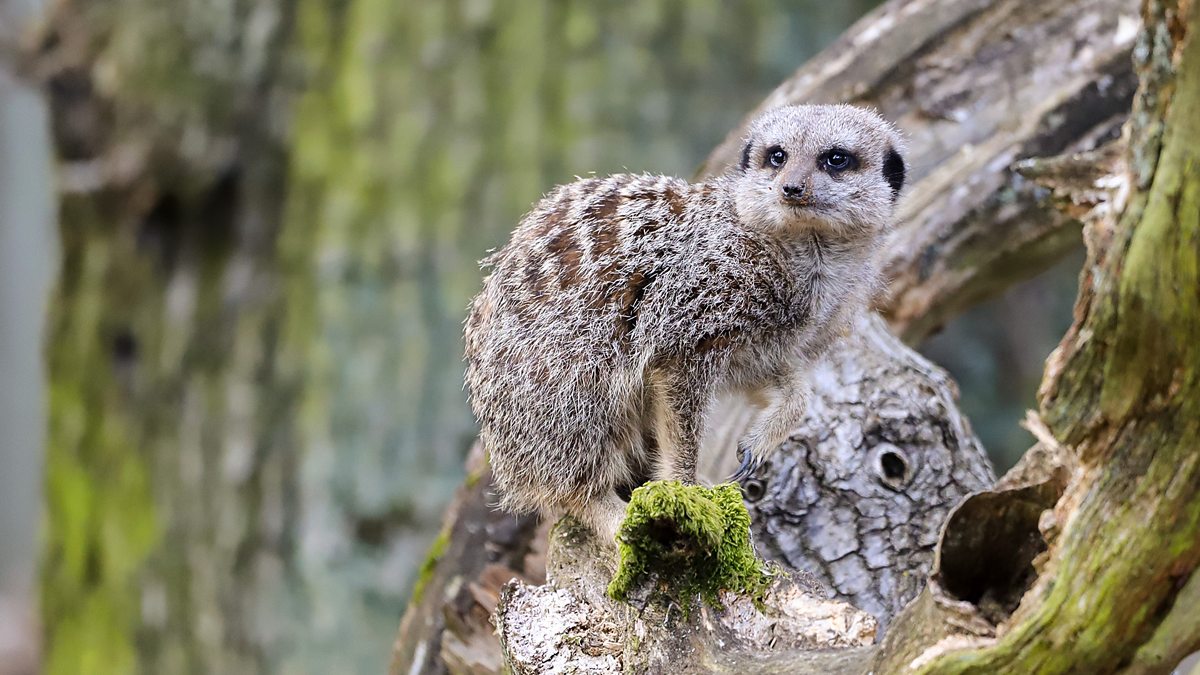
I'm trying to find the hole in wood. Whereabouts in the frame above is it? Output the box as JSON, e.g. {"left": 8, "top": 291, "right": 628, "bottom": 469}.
{"left": 873, "top": 443, "right": 913, "bottom": 489}
{"left": 742, "top": 478, "right": 766, "bottom": 503}
{"left": 934, "top": 477, "right": 1065, "bottom": 624}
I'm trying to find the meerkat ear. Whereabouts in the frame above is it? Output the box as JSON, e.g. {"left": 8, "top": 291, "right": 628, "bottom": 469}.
{"left": 883, "top": 147, "right": 906, "bottom": 200}
{"left": 740, "top": 141, "right": 753, "bottom": 171}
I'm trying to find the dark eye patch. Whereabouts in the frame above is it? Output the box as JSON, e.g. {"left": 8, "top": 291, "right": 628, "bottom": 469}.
{"left": 883, "top": 147, "right": 906, "bottom": 200}
{"left": 740, "top": 141, "right": 753, "bottom": 171}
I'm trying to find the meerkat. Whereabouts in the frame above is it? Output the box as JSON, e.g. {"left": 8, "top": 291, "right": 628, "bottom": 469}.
{"left": 464, "top": 104, "right": 906, "bottom": 544}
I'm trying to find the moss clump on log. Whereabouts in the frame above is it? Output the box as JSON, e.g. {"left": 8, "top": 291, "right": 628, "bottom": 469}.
{"left": 606, "top": 481, "right": 769, "bottom": 609}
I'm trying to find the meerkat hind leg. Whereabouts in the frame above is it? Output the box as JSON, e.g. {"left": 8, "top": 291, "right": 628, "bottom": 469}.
{"left": 650, "top": 371, "right": 708, "bottom": 485}
{"left": 577, "top": 491, "right": 629, "bottom": 545}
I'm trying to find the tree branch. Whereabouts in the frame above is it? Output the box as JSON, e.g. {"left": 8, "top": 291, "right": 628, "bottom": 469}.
{"left": 701, "top": 0, "right": 1138, "bottom": 342}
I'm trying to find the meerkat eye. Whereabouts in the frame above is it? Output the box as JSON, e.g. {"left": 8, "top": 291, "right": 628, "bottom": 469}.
{"left": 819, "top": 148, "right": 859, "bottom": 173}
{"left": 765, "top": 146, "right": 788, "bottom": 169}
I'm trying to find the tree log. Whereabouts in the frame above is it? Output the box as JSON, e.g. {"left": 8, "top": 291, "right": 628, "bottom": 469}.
{"left": 396, "top": 0, "right": 1148, "bottom": 672}
{"left": 499, "top": 518, "right": 877, "bottom": 675}
{"left": 493, "top": 0, "right": 1200, "bottom": 672}
{"left": 870, "top": 0, "right": 1200, "bottom": 670}
{"left": 702, "top": 0, "right": 1139, "bottom": 343}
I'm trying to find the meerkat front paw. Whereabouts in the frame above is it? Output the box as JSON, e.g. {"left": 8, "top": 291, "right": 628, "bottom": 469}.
{"left": 730, "top": 442, "right": 764, "bottom": 482}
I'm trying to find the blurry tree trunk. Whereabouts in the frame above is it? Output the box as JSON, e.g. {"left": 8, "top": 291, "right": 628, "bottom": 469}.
{"left": 34, "top": 3, "right": 305, "bottom": 672}
{"left": 27, "top": 1, "right": 881, "bottom": 674}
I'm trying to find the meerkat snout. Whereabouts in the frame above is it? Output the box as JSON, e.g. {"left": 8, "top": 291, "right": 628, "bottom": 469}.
{"left": 465, "top": 104, "right": 906, "bottom": 545}
{"left": 780, "top": 181, "right": 807, "bottom": 204}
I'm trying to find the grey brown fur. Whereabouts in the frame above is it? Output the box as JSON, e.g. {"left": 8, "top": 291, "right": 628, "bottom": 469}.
{"left": 465, "top": 105, "right": 906, "bottom": 543}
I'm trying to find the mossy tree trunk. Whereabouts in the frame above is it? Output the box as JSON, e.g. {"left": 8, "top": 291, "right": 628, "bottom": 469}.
{"left": 27, "top": 1, "right": 879, "bottom": 673}
{"left": 870, "top": 0, "right": 1200, "bottom": 670}
{"left": 36, "top": 1, "right": 302, "bottom": 671}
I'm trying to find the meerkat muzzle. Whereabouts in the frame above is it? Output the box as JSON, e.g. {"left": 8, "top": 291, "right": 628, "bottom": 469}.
{"left": 781, "top": 182, "right": 807, "bottom": 202}
{"left": 780, "top": 182, "right": 815, "bottom": 207}
{"left": 779, "top": 164, "right": 814, "bottom": 206}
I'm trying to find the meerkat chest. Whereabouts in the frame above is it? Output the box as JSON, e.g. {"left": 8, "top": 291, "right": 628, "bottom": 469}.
{"left": 720, "top": 251, "right": 864, "bottom": 393}
{"left": 785, "top": 236, "right": 861, "bottom": 324}
{"left": 801, "top": 257, "right": 854, "bottom": 330}
{"left": 768, "top": 238, "right": 872, "bottom": 359}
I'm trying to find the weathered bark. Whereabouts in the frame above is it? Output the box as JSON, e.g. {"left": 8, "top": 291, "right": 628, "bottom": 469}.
{"left": 395, "top": 0, "right": 1142, "bottom": 672}
{"left": 703, "top": 0, "right": 1139, "bottom": 343}
{"left": 499, "top": 518, "right": 877, "bottom": 675}
{"left": 700, "top": 313, "right": 994, "bottom": 626}
{"left": 494, "top": 0, "right": 1200, "bottom": 672}
{"left": 392, "top": 445, "right": 545, "bottom": 675}
{"left": 871, "top": 0, "right": 1200, "bottom": 671}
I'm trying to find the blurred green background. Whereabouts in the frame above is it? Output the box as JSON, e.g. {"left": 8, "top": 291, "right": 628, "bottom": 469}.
{"left": 0, "top": 1, "right": 1080, "bottom": 673}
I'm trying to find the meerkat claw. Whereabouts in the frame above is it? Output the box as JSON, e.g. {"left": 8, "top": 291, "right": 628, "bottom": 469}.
{"left": 751, "top": 454, "right": 765, "bottom": 478}
{"left": 731, "top": 445, "right": 756, "bottom": 482}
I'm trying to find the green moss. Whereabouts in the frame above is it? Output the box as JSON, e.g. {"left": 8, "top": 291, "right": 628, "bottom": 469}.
{"left": 606, "top": 481, "right": 769, "bottom": 609}
{"left": 408, "top": 528, "right": 451, "bottom": 607}
{"left": 42, "top": 198, "right": 163, "bottom": 675}
{"left": 464, "top": 460, "right": 487, "bottom": 489}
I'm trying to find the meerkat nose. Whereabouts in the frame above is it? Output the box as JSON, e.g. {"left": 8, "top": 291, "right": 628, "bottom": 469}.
{"left": 781, "top": 183, "right": 806, "bottom": 203}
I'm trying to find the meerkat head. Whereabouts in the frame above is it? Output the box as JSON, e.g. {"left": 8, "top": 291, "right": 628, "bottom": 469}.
{"left": 731, "top": 104, "right": 906, "bottom": 238}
